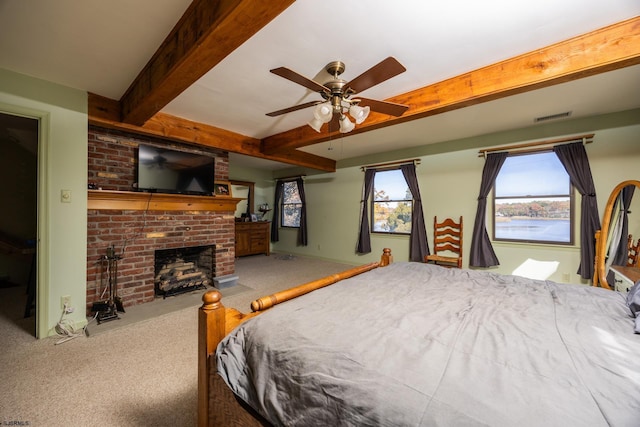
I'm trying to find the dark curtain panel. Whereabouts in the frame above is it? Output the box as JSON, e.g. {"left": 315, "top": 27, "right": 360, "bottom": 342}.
{"left": 295, "top": 177, "right": 308, "bottom": 246}
{"left": 469, "top": 152, "right": 508, "bottom": 267}
{"left": 553, "top": 142, "right": 601, "bottom": 279}
{"left": 401, "top": 163, "right": 430, "bottom": 261}
{"left": 356, "top": 169, "right": 376, "bottom": 254}
{"left": 270, "top": 180, "right": 284, "bottom": 242}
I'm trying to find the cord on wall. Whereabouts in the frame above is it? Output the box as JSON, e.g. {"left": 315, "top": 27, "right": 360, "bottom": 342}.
{"left": 54, "top": 303, "right": 88, "bottom": 345}
{"left": 120, "top": 191, "right": 153, "bottom": 257}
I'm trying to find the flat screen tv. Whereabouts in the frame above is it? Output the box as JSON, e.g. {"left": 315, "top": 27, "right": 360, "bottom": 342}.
{"left": 137, "top": 144, "right": 215, "bottom": 196}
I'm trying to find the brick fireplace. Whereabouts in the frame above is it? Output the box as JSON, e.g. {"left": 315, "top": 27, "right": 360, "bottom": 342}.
{"left": 86, "top": 126, "right": 237, "bottom": 313}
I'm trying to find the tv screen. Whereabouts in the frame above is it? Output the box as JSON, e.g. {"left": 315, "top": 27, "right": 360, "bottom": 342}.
{"left": 137, "top": 144, "right": 215, "bottom": 195}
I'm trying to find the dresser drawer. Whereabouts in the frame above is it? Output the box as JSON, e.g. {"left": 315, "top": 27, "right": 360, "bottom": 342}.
{"left": 235, "top": 221, "right": 270, "bottom": 256}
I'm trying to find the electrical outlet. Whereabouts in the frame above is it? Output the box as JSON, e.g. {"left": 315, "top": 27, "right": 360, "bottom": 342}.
{"left": 562, "top": 273, "right": 570, "bottom": 283}
{"left": 61, "top": 295, "right": 71, "bottom": 310}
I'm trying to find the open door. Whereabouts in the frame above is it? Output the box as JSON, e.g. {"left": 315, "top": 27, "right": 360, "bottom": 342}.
{"left": 0, "top": 111, "right": 38, "bottom": 336}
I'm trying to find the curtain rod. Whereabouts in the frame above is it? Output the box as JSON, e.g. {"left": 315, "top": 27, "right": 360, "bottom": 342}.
{"left": 275, "top": 174, "right": 306, "bottom": 182}
{"left": 360, "top": 158, "right": 421, "bottom": 171}
{"left": 477, "top": 133, "right": 594, "bottom": 158}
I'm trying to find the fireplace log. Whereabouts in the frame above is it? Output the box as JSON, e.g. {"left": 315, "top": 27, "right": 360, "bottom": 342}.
{"left": 154, "top": 247, "right": 214, "bottom": 296}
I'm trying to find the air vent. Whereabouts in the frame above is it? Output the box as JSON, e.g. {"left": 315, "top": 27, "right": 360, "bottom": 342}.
{"left": 534, "top": 111, "right": 572, "bottom": 123}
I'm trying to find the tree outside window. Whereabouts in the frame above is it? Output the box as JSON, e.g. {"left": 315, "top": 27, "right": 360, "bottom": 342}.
{"left": 371, "top": 169, "right": 412, "bottom": 234}
{"left": 493, "top": 151, "right": 574, "bottom": 244}
{"left": 281, "top": 181, "right": 302, "bottom": 227}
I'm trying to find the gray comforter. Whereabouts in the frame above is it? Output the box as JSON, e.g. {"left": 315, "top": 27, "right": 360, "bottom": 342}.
{"left": 216, "top": 262, "right": 640, "bottom": 426}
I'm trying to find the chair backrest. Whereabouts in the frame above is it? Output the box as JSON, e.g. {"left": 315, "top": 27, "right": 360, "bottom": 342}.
{"left": 628, "top": 235, "right": 640, "bottom": 267}
{"left": 433, "top": 216, "right": 463, "bottom": 260}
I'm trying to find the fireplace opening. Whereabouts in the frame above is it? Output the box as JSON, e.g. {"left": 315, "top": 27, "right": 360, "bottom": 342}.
{"left": 154, "top": 245, "right": 214, "bottom": 298}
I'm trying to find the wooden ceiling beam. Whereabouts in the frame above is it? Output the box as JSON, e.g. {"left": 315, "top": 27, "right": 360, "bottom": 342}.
{"left": 119, "top": 0, "right": 295, "bottom": 126}
{"left": 88, "top": 93, "right": 336, "bottom": 172}
{"left": 262, "top": 16, "right": 640, "bottom": 155}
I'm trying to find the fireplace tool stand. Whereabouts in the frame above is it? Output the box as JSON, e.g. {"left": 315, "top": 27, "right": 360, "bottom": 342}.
{"left": 93, "top": 247, "right": 125, "bottom": 324}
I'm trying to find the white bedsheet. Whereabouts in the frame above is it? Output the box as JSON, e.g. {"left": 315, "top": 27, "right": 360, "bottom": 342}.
{"left": 217, "top": 262, "right": 640, "bottom": 426}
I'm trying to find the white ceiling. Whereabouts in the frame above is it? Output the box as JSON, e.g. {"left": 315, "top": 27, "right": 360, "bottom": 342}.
{"left": 1, "top": 0, "right": 639, "bottom": 170}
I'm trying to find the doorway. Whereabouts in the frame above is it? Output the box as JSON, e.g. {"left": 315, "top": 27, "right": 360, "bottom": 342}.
{"left": 0, "top": 111, "right": 38, "bottom": 336}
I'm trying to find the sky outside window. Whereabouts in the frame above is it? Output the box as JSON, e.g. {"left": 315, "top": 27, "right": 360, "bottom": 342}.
{"left": 495, "top": 152, "right": 569, "bottom": 197}
{"left": 374, "top": 169, "right": 410, "bottom": 199}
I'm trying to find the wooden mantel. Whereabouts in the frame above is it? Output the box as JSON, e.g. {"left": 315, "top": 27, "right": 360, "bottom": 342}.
{"left": 88, "top": 190, "right": 242, "bottom": 211}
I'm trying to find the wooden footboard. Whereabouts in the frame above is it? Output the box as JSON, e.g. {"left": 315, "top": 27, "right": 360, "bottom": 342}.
{"left": 198, "top": 248, "right": 393, "bottom": 426}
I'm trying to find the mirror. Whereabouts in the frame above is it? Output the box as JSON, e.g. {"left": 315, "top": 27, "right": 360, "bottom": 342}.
{"left": 594, "top": 179, "right": 640, "bottom": 289}
{"left": 230, "top": 180, "right": 254, "bottom": 220}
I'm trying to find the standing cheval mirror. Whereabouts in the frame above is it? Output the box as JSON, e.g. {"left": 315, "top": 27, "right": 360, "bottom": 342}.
{"left": 594, "top": 179, "right": 640, "bottom": 290}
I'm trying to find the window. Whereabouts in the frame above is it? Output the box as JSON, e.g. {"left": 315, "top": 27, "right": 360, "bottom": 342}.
{"left": 281, "top": 181, "right": 302, "bottom": 227}
{"left": 493, "top": 151, "right": 573, "bottom": 244}
{"left": 371, "top": 169, "right": 412, "bottom": 234}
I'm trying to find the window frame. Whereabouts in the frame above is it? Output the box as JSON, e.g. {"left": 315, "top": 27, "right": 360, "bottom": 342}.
{"left": 280, "top": 180, "right": 302, "bottom": 229}
{"left": 492, "top": 150, "right": 575, "bottom": 245}
{"left": 370, "top": 168, "right": 413, "bottom": 236}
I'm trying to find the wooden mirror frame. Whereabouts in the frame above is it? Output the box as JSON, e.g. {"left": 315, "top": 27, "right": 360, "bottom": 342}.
{"left": 594, "top": 179, "right": 640, "bottom": 289}
{"left": 230, "top": 180, "right": 254, "bottom": 215}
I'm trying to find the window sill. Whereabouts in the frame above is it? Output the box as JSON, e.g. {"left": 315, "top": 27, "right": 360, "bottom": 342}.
{"left": 491, "top": 240, "right": 579, "bottom": 250}
{"left": 371, "top": 232, "right": 410, "bottom": 238}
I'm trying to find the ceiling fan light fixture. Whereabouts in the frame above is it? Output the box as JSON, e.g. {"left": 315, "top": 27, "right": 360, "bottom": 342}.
{"left": 339, "top": 115, "right": 355, "bottom": 133}
{"left": 313, "top": 102, "right": 333, "bottom": 123}
{"left": 268, "top": 57, "right": 408, "bottom": 133}
{"left": 308, "top": 117, "right": 324, "bottom": 133}
{"left": 349, "top": 104, "right": 370, "bottom": 124}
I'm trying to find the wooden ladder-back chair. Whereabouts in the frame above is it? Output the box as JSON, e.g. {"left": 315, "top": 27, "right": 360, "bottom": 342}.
{"left": 627, "top": 235, "right": 640, "bottom": 267}
{"left": 424, "top": 216, "right": 463, "bottom": 268}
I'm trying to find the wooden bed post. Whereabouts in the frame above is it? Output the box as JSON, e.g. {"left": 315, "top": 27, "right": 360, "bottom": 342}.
{"left": 380, "top": 247, "right": 393, "bottom": 267}
{"left": 198, "top": 290, "right": 225, "bottom": 427}
{"left": 250, "top": 259, "right": 385, "bottom": 312}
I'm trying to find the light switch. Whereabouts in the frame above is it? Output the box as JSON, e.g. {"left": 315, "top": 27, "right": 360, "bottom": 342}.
{"left": 61, "top": 189, "right": 72, "bottom": 203}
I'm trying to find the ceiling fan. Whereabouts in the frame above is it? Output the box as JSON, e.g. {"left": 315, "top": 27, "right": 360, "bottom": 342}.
{"left": 266, "top": 57, "right": 410, "bottom": 133}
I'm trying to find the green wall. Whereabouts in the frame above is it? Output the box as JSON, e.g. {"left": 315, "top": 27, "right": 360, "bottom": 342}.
{"left": 0, "top": 68, "right": 88, "bottom": 337}
{"left": 230, "top": 163, "right": 277, "bottom": 214}
{"left": 241, "top": 109, "right": 640, "bottom": 284}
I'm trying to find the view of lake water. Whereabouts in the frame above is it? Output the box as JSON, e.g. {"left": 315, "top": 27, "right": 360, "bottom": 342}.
{"left": 495, "top": 218, "right": 570, "bottom": 242}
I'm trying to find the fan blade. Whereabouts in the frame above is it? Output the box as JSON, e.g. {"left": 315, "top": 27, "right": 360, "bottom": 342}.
{"left": 270, "top": 67, "right": 330, "bottom": 93}
{"left": 357, "top": 98, "right": 409, "bottom": 117}
{"left": 266, "top": 101, "right": 322, "bottom": 117}
{"left": 346, "top": 57, "right": 406, "bottom": 94}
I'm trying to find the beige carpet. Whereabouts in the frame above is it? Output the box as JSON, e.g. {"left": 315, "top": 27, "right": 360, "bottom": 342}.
{"left": 0, "top": 253, "right": 353, "bottom": 427}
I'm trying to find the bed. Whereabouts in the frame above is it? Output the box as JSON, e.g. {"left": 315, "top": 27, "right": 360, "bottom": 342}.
{"left": 198, "top": 248, "right": 640, "bottom": 426}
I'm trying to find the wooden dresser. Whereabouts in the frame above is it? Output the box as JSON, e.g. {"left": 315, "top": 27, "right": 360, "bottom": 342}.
{"left": 235, "top": 221, "right": 270, "bottom": 257}
{"left": 610, "top": 265, "right": 640, "bottom": 292}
